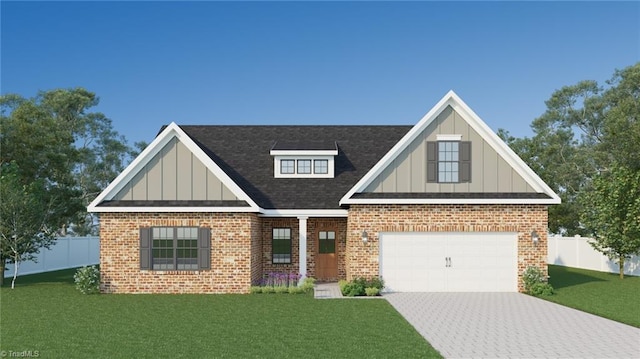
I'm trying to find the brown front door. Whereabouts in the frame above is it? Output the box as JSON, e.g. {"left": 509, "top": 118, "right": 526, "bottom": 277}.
{"left": 316, "top": 229, "right": 338, "bottom": 281}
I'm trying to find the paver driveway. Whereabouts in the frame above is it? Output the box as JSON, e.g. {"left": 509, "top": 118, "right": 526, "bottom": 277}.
{"left": 385, "top": 293, "right": 640, "bottom": 359}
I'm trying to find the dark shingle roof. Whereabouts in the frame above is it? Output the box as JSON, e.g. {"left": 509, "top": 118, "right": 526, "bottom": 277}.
{"left": 271, "top": 140, "right": 337, "bottom": 151}
{"left": 180, "top": 126, "right": 412, "bottom": 210}
{"left": 351, "top": 193, "right": 553, "bottom": 199}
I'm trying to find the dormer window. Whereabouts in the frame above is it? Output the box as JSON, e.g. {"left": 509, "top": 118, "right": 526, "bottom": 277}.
{"left": 281, "top": 160, "right": 295, "bottom": 174}
{"left": 314, "top": 160, "right": 328, "bottom": 174}
{"left": 271, "top": 141, "right": 338, "bottom": 178}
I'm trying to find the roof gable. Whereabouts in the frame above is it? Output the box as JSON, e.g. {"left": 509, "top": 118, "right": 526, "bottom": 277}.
{"left": 87, "top": 122, "right": 260, "bottom": 212}
{"left": 340, "top": 91, "right": 561, "bottom": 205}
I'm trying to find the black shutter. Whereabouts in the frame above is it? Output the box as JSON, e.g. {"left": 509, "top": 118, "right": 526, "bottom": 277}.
{"left": 426, "top": 141, "right": 438, "bottom": 183}
{"left": 198, "top": 227, "right": 211, "bottom": 270}
{"left": 140, "top": 228, "right": 151, "bottom": 270}
{"left": 460, "top": 141, "right": 472, "bottom": 182}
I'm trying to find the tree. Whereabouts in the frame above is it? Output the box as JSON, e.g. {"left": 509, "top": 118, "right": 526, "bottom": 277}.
{"left": 1, "top": 88, "right": 140, "bottom": 284}
{"left": 0, "top": 163, "right": 57, "bottom": 288}
{"left": 500, "top": 62, "right": 640, "bottom": 235}
{"left": 1, "top": 88, "right": 140, "bottom": 236}
{"left": 581, "top": 164, "right": 640, "bottom": 279}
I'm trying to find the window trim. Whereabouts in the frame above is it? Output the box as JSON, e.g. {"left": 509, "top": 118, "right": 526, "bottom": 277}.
{"left": 297, "top": 159, "right": 312, "bottom": 174}
{"left": 314, "top": 159, "right": 329, "bottom": 174}
{"left": 427, "top": 140, "right": 471, "bottom": 184}
{"left": 140, "top": 227, "right": 210, "bottom": 271}
{"left": 273, "top": 156, "right": 335, "bottom": 178}
{"left": 272, "top": 227, "right": 292, "bottom": 264}
{"left": 280, "top": 159, "right": 295, "bottom": 174}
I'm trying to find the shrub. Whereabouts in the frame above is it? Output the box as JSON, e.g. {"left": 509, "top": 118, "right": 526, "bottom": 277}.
{"left": 261, "top": 286, "right": 275, "bottom": 294}
{"left": 250, "top": 286, "right": 263, "bottom": 294}
{"left": 343, "top": 281, "right": 365, "bottom": 297}
{"left": 522, "top": 266, "right": 554, "bottom": 296}
{"left": 366, "top": 276, "right": 385, "bottom": 290}
{"left": 529, "top": 282, "right": 554, "bottom": 296}
{"left": 365, "top": 287, "right": 380, "bottom": 296}
{"left": 74, "top": 266, "right": 100, "bottom": 295}
{"left": 338, "top": 280, "right": 349, "bottom": 293}
{"left": 301, "top": 277, "right": 316, "bottom": 293}
{"left": 288, "top": 286, "right": 304, "bottom": 294}
{"left": 340, "top": 277, "right": 384, "bottom": 296}
{"left": 274, "top": 286, "right": 289, "bottom": 294}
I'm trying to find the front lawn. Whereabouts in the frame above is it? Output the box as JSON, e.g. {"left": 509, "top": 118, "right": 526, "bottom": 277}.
{"left": 0, "top": 269, "right": 441, "bottom": 358}
{"left": 546, "top": 265, "right": 640, "bottom": 328}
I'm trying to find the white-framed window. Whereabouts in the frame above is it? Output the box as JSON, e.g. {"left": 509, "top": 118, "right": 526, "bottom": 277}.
{"left": 273, "top": 156, "right": 335, "bottom": 178}
{"left": 297, "top": 159, "right": 312, "bottom": 174}
{"left": 427, "top": 137, "right": 471, "bottom": 184}
{"left": 314, "top": 159, "right": 328, "bottom": 174}
{"left": 438, "top": 141, "right": 459, "bottom": 183}
{"left": 281, "top": 159, "right": 295, "bottom": 174}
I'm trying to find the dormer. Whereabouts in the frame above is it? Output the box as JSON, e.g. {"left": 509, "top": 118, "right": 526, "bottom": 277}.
{"left": 270, "top": 141, "right": 338, "bottom": 178}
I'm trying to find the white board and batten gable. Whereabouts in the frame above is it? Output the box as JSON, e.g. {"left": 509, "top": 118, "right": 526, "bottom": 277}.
{"left": 87, "top": 122, "right": 260, "bottom": 213}
{"left": 340, "top": 90, "right": 561, "bottom": 205}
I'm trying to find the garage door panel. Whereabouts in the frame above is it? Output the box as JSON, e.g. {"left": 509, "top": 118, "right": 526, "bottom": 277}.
{"left": 380, "top": 232, "right": 517, "bottom": 292}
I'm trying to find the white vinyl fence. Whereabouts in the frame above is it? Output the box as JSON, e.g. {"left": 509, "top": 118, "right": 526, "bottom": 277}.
{"left": 3, "top": 236, "right": 99, "bottom": 278}
{"left": 548, "top": 235, "right": 640, "bottom": 276}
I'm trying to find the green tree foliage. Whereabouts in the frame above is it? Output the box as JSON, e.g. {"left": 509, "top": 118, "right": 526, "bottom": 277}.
{"left": 1, "top": 88, "right": 142, "bottom": 284}
{"left": 500, "top": 63, "right": 640, "bottom": 235}
{"left": 0, "top": 162, "right": 58, "bottom": 288}
{"left": 581, "top": 164, "right": 640, "bottom": 279}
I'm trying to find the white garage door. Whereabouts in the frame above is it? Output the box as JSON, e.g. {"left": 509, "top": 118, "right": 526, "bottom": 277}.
{"left": 379, "top": 232, "right": 518, "bottom": 292}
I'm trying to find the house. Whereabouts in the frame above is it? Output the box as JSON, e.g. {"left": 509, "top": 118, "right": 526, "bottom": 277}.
{"left": 88, "top": 91, "right": 560, "bottom": 294}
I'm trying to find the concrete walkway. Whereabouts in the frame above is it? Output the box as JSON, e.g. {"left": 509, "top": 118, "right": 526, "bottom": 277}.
{"left": 313, "top": 282, "right": 342, "bottom": 299}
{"left": 385, "top": 292, "right": 640, "bottom": 359}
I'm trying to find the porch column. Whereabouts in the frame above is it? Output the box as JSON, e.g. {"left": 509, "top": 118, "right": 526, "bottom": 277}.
{"left": 298, "top": 216, "right": 308, "bottom": 281}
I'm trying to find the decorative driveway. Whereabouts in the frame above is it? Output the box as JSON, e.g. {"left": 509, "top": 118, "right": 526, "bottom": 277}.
{"left": 385, "top": 293, "right": 640, "bottom": 359}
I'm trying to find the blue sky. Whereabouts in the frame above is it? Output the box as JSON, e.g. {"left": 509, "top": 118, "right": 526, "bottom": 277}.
{"left": 2, "top": 1, "right": 639, "bottom": 146}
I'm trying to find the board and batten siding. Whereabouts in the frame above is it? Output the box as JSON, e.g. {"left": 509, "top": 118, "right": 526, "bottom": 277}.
{"left": 364, "top": 106, "right": 535, "bottom": 193}
{"left": 114, "top": 137, "right": 238, "bottom": 201}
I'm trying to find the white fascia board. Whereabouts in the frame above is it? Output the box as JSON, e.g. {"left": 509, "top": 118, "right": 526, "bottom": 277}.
{"left": 87, "top": 122, "right": 261, "bottom": 213}
{"left": 90, "top": 206, "right": 259, "bottom": 213}
{"left": 339, "top": 90, "right": 560, "bottom": 205}
{"left": 447, "top": 93, "right": 560, "bottom": 202}
{"left": 259, "top": 209, "right": 348, "bottom": 217}
{"left": 270, "top": 149, "right": 338, "bottom": 156}
{"left": 339, "top": 91, "right": 456, "bottom": 206}
{"left": 341, "top": 197, "right": 561, "bottom": 205}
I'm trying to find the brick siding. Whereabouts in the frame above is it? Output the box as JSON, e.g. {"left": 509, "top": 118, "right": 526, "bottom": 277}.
{"left": 346, "top": 204, "right": 549, "bottom": 292}
{"left": 260, "top": 218, "right": 347, "bottom": 282}
{"left": 99, "top": 212, "right": 260, "bottom": 294}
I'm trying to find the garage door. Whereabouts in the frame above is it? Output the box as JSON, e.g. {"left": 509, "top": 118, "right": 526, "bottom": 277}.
{"left": 379, "top": 232, "right": 518, "bottom": 292}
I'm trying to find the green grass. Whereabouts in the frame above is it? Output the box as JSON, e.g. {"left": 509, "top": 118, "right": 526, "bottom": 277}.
{"left": 0, "top": 269, "right": 441, "bottom": 359}
{"left": 546, "top": 265, "right": 640, "bottom": 328}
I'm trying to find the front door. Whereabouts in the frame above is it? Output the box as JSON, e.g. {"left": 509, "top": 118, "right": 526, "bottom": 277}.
{"left": 316, "top": 229, "right": 338, "bottom": 281}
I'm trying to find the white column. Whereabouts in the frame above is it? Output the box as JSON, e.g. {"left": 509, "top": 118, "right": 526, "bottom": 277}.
{"left": 298, "top": 216, "right": 308, "bottom": 282}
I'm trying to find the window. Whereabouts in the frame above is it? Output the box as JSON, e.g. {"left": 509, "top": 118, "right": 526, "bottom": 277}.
{"left": 297, "top": 159, "right": 312, "bottom": 174}
{"left": 140, "top": 227, "right": 210, "bottom": 270}
{"left": 318, "top": 231, "right": 335, "bottom": 254}
{"left": 314, "top": 159, "right": 328, "bottom": 174}
{"left": 272, "top": 228, "right": 292, "bottom": 264}
{"left": 438, "top": 141, "right": 459, "bottom": 183}
{"left": 274, "top": 156, "right": 335, "bottom": 178}
{"left": 427, "top": 140, "right": 471, "bottom": 183}
{"left": 281, "top": 159, "right": 295, "bottom": 174}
